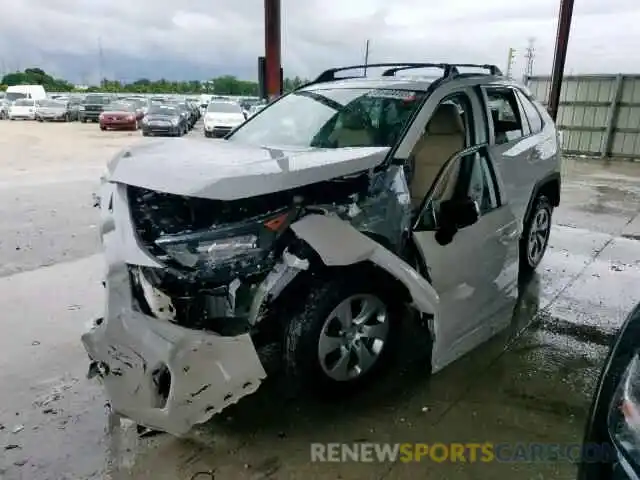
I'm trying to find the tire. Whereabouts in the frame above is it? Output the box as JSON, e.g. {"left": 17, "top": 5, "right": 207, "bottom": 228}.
{"left": 283, "top": 270, "right": 401, "bottom": 395}
{"left": 100, "top": 125, "right": 106, "bottom": 131}
{"left": 142, "top": 131, "right": 149, "bottom": 137}
{"left": 519, "top": 194, "right": 552, "bottom": 274}
{"left": 80, "top": 117, "right": 86, "bottom": 123}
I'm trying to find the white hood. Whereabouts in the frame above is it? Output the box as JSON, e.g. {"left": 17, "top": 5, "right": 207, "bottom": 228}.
{"left": 107, "top": 138, "right": 389, "bottom": 200}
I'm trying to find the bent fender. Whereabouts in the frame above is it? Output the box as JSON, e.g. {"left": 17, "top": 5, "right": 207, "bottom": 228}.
{"left": 290, "top": 214, "right": 439, "bottom": 315}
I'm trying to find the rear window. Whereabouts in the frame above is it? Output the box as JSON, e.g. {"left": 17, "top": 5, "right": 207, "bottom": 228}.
{"left": 207, "top": 102, "right": 243, "bottom": 113}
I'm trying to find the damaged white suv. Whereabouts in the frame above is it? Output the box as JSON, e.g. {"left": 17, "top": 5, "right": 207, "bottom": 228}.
{"left": 82, "top": 62, "right": 561, "bottom": 436}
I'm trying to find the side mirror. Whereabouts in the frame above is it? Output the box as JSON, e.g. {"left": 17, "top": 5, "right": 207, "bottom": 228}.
{"left": 434, "top": 197, "right": 479, "bottom": 245}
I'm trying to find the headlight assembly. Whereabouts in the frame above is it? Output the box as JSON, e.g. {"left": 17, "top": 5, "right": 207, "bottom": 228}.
{"left": 154, "top": 210, "right": 293, "bottom": 273}
{"left": 171, "top": 119, "right": 179, "bottom": 126}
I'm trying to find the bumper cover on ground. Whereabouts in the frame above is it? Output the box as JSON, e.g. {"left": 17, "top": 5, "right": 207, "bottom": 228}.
{"left": 81, "top": 302, "right": 266, "bottom": 436}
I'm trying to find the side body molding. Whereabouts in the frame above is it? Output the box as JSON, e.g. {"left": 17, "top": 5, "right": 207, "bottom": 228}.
{"left": 290, "top": 214, "right": 439, "bottom": 315}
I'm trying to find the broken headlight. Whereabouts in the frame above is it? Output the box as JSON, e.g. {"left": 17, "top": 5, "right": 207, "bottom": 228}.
{"left": 154, "top": 211, "right": 292, "bottom": 272}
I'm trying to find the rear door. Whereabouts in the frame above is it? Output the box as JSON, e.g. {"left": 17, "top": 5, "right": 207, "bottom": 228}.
{"left": 480, "top": 86, "right": 535, "bottom": 224}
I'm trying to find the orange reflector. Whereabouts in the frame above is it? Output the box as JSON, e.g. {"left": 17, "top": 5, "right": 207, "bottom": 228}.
{"left": 264, "top": 213, "right": 288, "bottom": 231}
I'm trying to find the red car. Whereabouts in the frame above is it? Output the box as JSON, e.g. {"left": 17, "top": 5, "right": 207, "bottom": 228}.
{"left": 99, "top": 102, "right": 144, "bottom": 131}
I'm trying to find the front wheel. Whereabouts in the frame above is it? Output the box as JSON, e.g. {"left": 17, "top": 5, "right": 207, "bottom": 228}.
{"left": 519, "top": 194, "right": 552, "bottom": 274}
{"left": 283, "top": 271, "right": 400, "bottom": 394}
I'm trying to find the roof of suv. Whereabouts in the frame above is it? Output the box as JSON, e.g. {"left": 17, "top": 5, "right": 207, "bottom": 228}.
{"left": 296, "top": 62, "right": 527, "bottom": 94}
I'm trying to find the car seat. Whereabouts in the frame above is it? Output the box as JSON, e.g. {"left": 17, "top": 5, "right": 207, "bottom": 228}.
{"left": 328, "top": 108, "right": 374, "bottom": 147}
{"left": 410, "top": 104, "right": 466, "bottom": 208}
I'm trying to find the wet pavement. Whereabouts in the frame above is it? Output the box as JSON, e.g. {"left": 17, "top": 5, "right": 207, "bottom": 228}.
{"left": 1, "top": 122, "right": 639, "bottom": 480}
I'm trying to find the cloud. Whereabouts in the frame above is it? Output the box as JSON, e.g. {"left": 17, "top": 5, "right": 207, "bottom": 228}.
{"left": 0, "top": 0, "right": 639, "bottom": 83}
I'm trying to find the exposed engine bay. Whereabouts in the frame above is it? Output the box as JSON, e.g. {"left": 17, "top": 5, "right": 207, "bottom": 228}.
{"left": 125, "top": 166, "right": 409, "bottom": 339}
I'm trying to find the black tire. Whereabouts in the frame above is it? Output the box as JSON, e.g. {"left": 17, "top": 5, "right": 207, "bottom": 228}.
{"left": 100, "top": 125, "right": 106, "bottom": 131}
{"left": 142, "top": 131, "right": 149, "bottom": 137}
{"left": 80, "top": 117, "right": 86, "bottom": 123}
{"left": 519, "top": 195, "right": 552, "bottom": 274}
{"left": 283, "top": 270, "right": 402, "bottom": 395}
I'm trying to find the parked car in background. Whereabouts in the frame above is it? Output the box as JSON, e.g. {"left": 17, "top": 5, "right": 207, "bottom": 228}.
{"left": 80, "top": 94, "right": 115, "bottom": 123}
{"left": 247, "top": 104, "right": 266, "bottom": 117}
{"left": 8, "top": 98, "right": 37, "bottom": 120}
{"left": 164, "top": 100, "right": 195, "bottom": 130}
{"left": 0, "top": 99, "right": 8, "bottom": 120}
{"left": 67, "top": 96, "right": 84, "bottom": 121}
{"left": 35, "top": 99, "right": 72, "bottom": 122}
{"left": 141, "top": 104, "right": 187, "bottom": 136}
{"left": 99, "top": 101, "right": 143, "bottom": 131}
{"left": 203, "top": 100, "right": 246, "bottom": 138}
{"left": 5, "top": 85, "right": 47, "bottom": 101}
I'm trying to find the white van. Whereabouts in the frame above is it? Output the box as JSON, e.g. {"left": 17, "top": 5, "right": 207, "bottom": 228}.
{"left": 5, "top": 85, "right": 47, "bottom": 102}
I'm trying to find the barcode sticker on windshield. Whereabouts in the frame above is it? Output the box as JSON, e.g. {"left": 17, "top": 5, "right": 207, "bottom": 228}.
{"left": 369, "top": 90, "right": 417, "bottom": 101}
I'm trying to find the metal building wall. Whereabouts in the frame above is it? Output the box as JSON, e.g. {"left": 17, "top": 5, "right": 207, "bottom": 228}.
{"left": 527, "top": 74, "right": 640, "bottom": 159}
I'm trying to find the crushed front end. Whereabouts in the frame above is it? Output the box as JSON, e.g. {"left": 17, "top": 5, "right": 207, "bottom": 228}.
{"left": 81, "top": 172, "right": 375, "bottom": 435}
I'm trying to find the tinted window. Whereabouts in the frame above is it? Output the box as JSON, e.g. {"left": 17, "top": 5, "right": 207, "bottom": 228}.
{"left": 105, "top": 102, "right": 133, "bottom": 111}
{"left": 14, "top": 99, "right": 34, "bottom": 106}
{"left": 6, "top": 92, "right": 27, "bottom": 101}
{"left": 148, "top": 106, "right": 178, "bottom": 116}
{"left": 85, "top": 95, "right": 111, "bottom": 104}
{"left": 485, "top": 88, "right": 524, "bottom": 145}
{"left": 228, "top": 88, "right": 425, "bottom": 148}
{"left": 207, "top": 102, "right": 242, "bottom": 113}
{"left": 517, "top": 91, "right": 544, "bottom": 134}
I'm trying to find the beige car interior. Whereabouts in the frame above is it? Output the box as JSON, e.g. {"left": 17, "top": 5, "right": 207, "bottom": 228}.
{"left": 410, "top": 103, "right": 466, "bottom": 208}
{"left": 328, "top": 109, "right": 374, "bottom": 147}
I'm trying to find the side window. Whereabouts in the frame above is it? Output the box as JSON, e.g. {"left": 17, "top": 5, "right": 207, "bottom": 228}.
{"left": 485, "top": 88, "right": 524, "bottom": 145}
{"left": 516, "top": 91, "right": 544, "bottom": 134}
{"left": 421, "top": 148, "right": 499, "bottom": 230}
{"left": 466, "top": 152, "right": 499, "bottom": 215}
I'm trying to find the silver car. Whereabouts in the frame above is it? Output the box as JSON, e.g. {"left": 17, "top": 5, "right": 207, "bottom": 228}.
{"left": 83, "top": 62, "right": 561, "bottom": 436}
{"left": 36, "top": 99, "right": 72, "bottom": 122}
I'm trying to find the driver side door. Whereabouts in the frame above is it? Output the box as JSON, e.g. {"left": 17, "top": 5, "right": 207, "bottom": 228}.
{"left": 412, "top": 145, "right": 519, "bottom": 371}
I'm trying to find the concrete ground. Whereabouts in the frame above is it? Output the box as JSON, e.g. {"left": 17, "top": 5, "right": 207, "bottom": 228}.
{"left": 0, "top": 120, "right": 639, "bottom": 480}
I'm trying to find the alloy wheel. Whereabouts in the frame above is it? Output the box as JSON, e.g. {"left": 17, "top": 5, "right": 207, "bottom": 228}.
{"left": 317, "top": 294, "right": 389, "bottom": 382}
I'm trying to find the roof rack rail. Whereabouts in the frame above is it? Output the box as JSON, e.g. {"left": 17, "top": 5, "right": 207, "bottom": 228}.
{"left": 307, "top": 62, "right": 503, "bottom": 87}
{"left": 312, "top": 63, "right": 439, "bottom": 83}
{"left": 381, "top": 64, "right": 457, "bottom": 77}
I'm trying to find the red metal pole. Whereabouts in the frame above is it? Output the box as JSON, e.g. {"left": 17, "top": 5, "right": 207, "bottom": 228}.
{"left": 547, "top": 0, "right": 574, "bottom": 122}
{"left": 264, "top": 0, "right": 281, "bottom": 99}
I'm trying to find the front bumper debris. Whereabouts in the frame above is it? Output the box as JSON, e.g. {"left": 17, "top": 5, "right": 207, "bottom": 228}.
{"left": 81, "top": 185, "right": 267, "bottom": 438}
{"left": 82, "top": 295, "right": 266, "bottom": 436}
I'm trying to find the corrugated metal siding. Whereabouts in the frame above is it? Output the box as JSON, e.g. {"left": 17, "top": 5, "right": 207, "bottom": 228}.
{"left": 527, "top": 74, "right": 640, "bottom": 159}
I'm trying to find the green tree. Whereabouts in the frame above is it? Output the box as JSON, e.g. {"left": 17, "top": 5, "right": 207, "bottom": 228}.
{"left": 1, "top": 67, "right": 309, "bottom": 96}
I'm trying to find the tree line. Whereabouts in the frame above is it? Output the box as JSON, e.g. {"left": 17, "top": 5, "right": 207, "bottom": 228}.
{"left": 0, "top": 68, "right": 309, "bottom": 95}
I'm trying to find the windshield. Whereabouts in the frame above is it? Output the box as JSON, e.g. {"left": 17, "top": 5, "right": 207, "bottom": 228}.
{"left": 39, "top": 100, "right": 63, "bottom": 107}
{"left": 6, "top": 92, "right": 27, "bottom": 102}
{"left": 228, "top": 88, "right": 425, "bottom": 148}
{"left": 14, "top": 99, "right": 34, "bottom": 106}
{"left": 207, "top": 102, "right": 242, "bottom": 114}
{"left": 148, "top": 105, "right": 178, "bottom": 116}
{"left": 85, "top": 95, "right": 111, "bottom": 104}
{"left": 105, "top": 102, "right": 133, "bottom": 112}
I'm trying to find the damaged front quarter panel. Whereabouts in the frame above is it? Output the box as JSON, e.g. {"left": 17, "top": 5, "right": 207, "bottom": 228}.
{"left": 289, "top": 214, "right": 439, "bottom": 316}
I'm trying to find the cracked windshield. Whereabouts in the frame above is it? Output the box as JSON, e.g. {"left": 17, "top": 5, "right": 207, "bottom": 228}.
{"left": 1, "top": 1, "right": 640, "bottom": 479}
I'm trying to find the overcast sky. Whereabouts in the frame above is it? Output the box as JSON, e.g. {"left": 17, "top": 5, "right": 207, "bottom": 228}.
{"left": 0, "top": 0, "right": 638, "bottom": 83}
